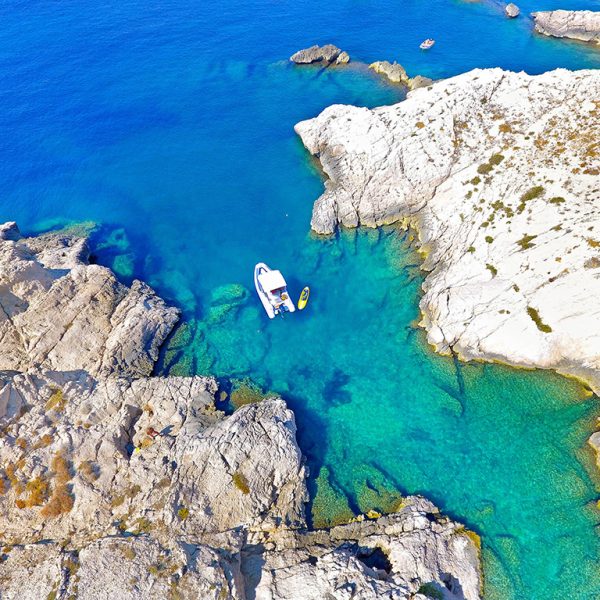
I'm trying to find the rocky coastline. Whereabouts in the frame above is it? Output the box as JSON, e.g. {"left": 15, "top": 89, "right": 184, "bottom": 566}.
{"left": 295, "top": 66, "right": 600, "bottom": 452}
{"left": 0, "top": 223, "right": 481, "bottom": 599}
{"left": 532, "top": 10, "right": 600, "bottom": 44}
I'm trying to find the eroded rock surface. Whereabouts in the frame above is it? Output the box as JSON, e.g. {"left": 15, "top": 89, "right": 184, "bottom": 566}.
{"left": 295, "top": 68, "right": 600, "bottom": 390}
{"left": 290, "top": 44, "right": 350, "bottom": 65}
{"left": 0, "top": 225, "right": 481, "bottom": 599}
{"left": 0, "top": 497, "right": 479, "bottom": 600}
{"left": 409, "top": 74, "right": 434, "bottom": 90}
{"left": 505, "top": 3, "right": 520, "bottom": 18}
{"left": 0, "top": 223, "right": 178, "bottom": 378}
{"left": 245, "top": 498, "right": 480, "bottom": 600}
{"left": 369, "top": 60, "right": 433, "bottom": 90}
{"left": 0, "top": 370, "right": 306, "bottom": 545}
{"left": 369, "top": 60, "right": 409, "bottom": 84}
{"left": 532, "top": 10, "right": 600, "bottom": 44}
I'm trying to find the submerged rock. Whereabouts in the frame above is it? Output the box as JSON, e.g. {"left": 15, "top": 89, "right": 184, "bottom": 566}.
{"left": 505, "top": 3, "right": 520, "bottom": 18}
{"left": 369, "top": 60, "right": 409, "bottom": 84}
{"left": 290, "top": 44, "right": 350, "bottom": 65}
{"left": 532, "top": 10, "right": 600, "bottom": 43}
{"left": 295, "top": 68, "right": 600, "bottom": 394}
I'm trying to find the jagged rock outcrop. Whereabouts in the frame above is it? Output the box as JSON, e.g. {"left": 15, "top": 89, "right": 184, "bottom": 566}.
{"left": 0, "top": 224, "right": 481, "bottom": 599}
{"left": 0, "top": 370, "right": 306, "bottom": 546}
{"left": 0, "top": 223, "right": 178, "bottom": 378}
{"left": 290, "top": 44, "right": 350, "bottom": 65}
{"left": 0, "top": 536, "right": 244, "bottom": 600}
{"left": 532, "top": 10, "right": 600, "bottom": 44}
{"left": 369, "top": 60, "right": 409, "bottom": 84}
{"left": 408, "top": 74, "right": 434, "bottom": 90}
{"left": 369, "top": 61, "right": 434, "bottom": 90}
{"left": 295, "top": 68, "right": 600, "bottom": 391}
{"left": 0, "top": 496, "right": 480, "bottom": 600}
{"left": 245, "top": 498, "right": 480, "bottom": 600}
{"left": 505, "top": 3, "right": 520, "bottom": 18}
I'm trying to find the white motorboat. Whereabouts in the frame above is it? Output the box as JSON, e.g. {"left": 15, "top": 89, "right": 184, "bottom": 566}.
{"left": 420, "top": 38, "right": 435, "bottom": 50}
{"left": 254, "top": 263, "right": 296, "bottom": 319}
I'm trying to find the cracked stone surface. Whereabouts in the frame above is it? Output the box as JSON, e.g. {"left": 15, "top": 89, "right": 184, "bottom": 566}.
{"left": 295, "top": 68, "right": 600, "bottom": 391}
{"left": 0, "top": 224, "right": 481, "bottom": 599}
{"left": 532, "top": 10, "right": 600, "bottom": 44}
{"left": 369, "top": 61, "right": 409, "bottom": 84}
{"left": 290, "top": 44, "right": 350, "bottom": 65}
{"left": 0, "top": 222, "right": 178, "bottom": 378}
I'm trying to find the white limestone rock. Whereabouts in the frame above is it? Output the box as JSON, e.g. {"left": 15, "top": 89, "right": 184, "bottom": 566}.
{"left": 246, "top": 496, "right": 481, "bottom": 600}
{"left": 505, "top": 3, "right": 520, "bottom": 18}
{"left": 290, "top": 44, "right": 350, "bottom": 65}
{"left": 0, "top": 369, "right": 307, "bottom": 545}
{"left": 0, "top": 223, "right": 179, "bottom": 378}
{"left": 295, "top": 68, "right": 600, "bottom": 390}
{"left": 532, "top": 10, "right": 600, "bottom": 44}
{"left": 369, "top": 60, "right": 409, "bottom": 84}
{"left": 0, "top": 537, "right": 244, "bottom": 600}
{"left": 0, "top": 497, "right": 481, "bottom": 600}
{"left": 409, "top": 75, "right": 434, "bottom": 90}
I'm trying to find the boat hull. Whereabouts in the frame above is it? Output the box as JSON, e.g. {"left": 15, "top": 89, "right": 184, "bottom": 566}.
{"left": 254, "top": 262, "right": 295, "bottom": 319}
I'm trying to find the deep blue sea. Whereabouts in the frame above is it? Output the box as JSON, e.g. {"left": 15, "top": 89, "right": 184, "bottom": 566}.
{"left": 2, "top": 1, "right": 600, "bottom": 598}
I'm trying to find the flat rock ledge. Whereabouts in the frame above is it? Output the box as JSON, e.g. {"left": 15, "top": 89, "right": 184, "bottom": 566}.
{"left": 532, "top": 10, "right": 600, "bottom": 44}
{"left": 290, "top": 44, "right": 350, "bottom": 65}
{"left": 295, "top": 68, "right": 600, "bottom": 394}
{"left": 0, "top": 224, "right": 481, "bottom": 599}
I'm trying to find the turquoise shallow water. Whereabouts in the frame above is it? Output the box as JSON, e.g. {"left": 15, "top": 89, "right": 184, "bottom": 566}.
{"left": 2, "top": 1, "right": 600, "bottom": 598}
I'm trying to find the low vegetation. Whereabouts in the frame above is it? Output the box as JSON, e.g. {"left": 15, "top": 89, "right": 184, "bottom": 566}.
{"left": 45, "top": 388, "right": 67, "bottom": 412}
{"left": 517, "top": 186, "right": 544, "bottom": 213}
{"left": 41, "top": 452, "right": 74, "bottom": 518}
{"left": 232, "top": 471, "right": 250, "bottom": 495}
{"left": 516, "top": 234, "right": 537, "bottom": 251}
{"left": 476, "top": 153, "right": 505, "bottom": 176}
{"left": 121, "top": 546, "right": 137, "bottom": 560}
{"left": 526, "top": 307, "right": 552, "bottom": 333}
{"left": 486, "top": 264, "right": 498, "bottom": 277}
{"left": 16, "top": 476, "right": 49, "bottom": 509}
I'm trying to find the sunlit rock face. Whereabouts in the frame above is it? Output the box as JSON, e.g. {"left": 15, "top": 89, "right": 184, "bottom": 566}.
{"left": 533, "top": 10, "right": 600, "bottom": 44}
{"left": 296, "top": 68, "right": 600, "bottom": 390}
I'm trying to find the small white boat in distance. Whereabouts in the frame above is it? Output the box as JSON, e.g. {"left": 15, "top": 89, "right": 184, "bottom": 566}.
{"left": 420, "top": 38, "right": 435, "bottom": 50}
{"left": 254, "top": 263, "right": 296, "bottom": 319}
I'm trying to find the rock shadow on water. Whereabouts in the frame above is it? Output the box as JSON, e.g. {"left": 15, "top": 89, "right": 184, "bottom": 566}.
{"left": 324, "top": 368, "right": 353, "bottom": 407}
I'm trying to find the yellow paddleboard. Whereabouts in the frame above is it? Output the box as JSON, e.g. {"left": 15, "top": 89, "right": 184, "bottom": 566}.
{"left": 297, "top": 286, "right": 310, "bottom": 310}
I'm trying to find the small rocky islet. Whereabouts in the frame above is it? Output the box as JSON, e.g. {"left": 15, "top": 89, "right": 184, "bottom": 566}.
{"left": 290, "top": 44, "right": 433, "bottom": 90}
